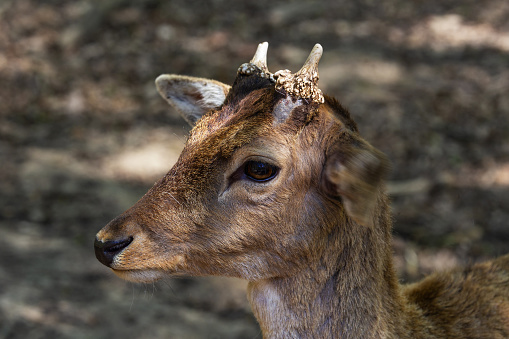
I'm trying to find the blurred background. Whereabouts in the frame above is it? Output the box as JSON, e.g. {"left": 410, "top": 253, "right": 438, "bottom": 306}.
{"left": 1, "top": 0, "right": 508, "bottom": 338}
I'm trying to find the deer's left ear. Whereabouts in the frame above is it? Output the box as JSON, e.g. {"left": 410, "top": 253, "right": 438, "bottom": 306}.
{"left": 156, "top": 74, "right": 231, "bottom": 126}
{"left": 322, "top": 134, "right": 389, "bottom": 227}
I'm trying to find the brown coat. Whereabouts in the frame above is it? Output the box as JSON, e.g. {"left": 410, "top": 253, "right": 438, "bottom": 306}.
{"left": 95, "top": 44, "right": 509, "bottom": 338}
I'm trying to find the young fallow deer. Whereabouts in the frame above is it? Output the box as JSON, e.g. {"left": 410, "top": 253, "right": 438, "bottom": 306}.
{"left": 95, "top": 42, "right": 509, "bottom": 338}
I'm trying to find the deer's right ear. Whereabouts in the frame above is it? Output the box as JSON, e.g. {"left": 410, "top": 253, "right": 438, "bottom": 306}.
{"left": 322, "top": 135, "right": 389, "bottom": 228}
{"left": 155, "top": 75, "right": 231, "bottom": 126}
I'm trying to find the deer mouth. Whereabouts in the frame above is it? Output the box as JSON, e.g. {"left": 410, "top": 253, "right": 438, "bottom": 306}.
{"left": 107, "top": 253, "right": 188, "bottom": 283}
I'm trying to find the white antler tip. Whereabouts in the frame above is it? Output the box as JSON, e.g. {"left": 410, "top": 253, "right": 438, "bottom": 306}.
{"left": 250, "top": 42, "right": 269, "bottom": 70}
{"left": 313, "top": 43, "right": 323, "bottom": 54}
{"left": 304, "top": 44, "right": 323, "bottom": 70}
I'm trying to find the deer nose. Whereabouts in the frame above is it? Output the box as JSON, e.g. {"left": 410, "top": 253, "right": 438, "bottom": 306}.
{"left": 94, "top": 237, "right": 133, "bottom": 267}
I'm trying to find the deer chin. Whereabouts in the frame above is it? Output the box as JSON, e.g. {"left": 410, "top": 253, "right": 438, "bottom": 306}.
{"left": 111, "top": 268, "right": 166, "bottom": 283}
{"left": 110, "top": 254, "right": 187, "bottom": 283}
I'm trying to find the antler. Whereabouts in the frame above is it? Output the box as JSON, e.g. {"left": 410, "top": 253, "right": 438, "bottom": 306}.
{"left": 295, "top": 44, "right": 322, "bottom": 81}
{"left": 250, "top": 42, "right": 269, "bottom": 72}
{"left": 237, "top": 42, "right": 324, "bottom": 103}
{"left": 275, "top": 44, "right": 324, "bottom": 104}
{"left": 238, "top": 42, "right": 275, "bottom": 82}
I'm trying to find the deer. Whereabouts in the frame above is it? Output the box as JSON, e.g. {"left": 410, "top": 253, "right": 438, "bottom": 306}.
{"left": 94, "top": 42, "right": 509, "bottom": 338}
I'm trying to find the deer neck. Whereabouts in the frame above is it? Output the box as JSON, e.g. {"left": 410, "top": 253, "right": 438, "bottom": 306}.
{"left": 247, "top": 197, "right": 406, "bottom": 338}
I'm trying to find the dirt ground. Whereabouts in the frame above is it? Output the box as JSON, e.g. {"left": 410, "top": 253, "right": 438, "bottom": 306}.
{"left": 1, "top": 0, "right": 509, "bottom": 338}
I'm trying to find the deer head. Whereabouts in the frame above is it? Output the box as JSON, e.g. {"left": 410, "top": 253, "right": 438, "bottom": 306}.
{"left": 94, "top": 42, "right": 389, "bottom": 284}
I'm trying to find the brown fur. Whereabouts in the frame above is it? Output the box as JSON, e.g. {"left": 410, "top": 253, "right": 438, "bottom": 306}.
{"left": 95, "top": 68, "right": 509, "bottom": 338}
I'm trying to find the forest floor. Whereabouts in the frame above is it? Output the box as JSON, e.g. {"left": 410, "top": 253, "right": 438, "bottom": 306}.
{"left": 1, "top": 0, "right": 509, "bottom": 338}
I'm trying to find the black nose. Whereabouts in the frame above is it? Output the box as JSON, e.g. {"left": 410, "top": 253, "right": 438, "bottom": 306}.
{"left": 94, "top": 237, "right": 133, "bottom": 267}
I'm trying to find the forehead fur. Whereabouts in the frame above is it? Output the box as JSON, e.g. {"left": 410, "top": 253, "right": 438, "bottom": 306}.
{"left": 155, "top": 77, "right": 357, "bottom": 204}
{"left": 188, "top": 87, "right": 276, "bottom": 155}
{"left": 158, "top": 88, "right": 278, "bottom": 201}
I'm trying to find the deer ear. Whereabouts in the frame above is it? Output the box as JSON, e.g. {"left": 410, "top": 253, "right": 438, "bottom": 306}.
{"left": 155, "top": 74, "right": 231, "bottom": 126}
{"left": 323, "top": 136, "right": 389, "bottom": 227}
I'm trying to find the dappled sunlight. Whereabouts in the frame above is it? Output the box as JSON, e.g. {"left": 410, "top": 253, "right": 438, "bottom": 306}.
{"left": 392, "top": 14, "right": 509, "bottom": 52}
{"left": 488, "top": 163, "right": 509, "bottom": 186}
{"left": 21, "top": 129, "right": 184, "bottom": 185}
{"left": 320, "top": 55, "right": 403, "bottom": 88}
{"left": 393, "top": 237, "right": 461, "bottom": 280}
{"left": 102, "top": 141, "right": 181, "bottom": 182}
{"left": 389, "top": 161, "right": 509, "bottom": 195}
{"left": 0, "top": 298, "right": 96, "bottom": 331}
{"left": 0, "top": 226, "right": 66, "bottom": 252}
{"left": 456, "top": 161, "right": 509, "bottom": 189}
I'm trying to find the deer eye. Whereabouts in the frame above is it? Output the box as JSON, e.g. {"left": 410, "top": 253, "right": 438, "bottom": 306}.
{"left": 244, "top": 161, "right": 279, "bottom": 182}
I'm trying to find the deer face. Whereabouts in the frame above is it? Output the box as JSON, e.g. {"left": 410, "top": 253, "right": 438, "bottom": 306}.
{"left": 94, "top": 43, "right": 388, "bottom": 283}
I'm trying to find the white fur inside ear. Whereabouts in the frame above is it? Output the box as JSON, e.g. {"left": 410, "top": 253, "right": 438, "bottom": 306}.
{"left": 155, "top": 74, "right": 231, "bottom": 126}
{"left": 196, "top": 82, "right": 228, "bottom": 109}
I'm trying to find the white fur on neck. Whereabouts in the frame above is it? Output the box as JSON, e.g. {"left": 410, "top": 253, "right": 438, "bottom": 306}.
{"left": 248, "top": 280, "right": 299, "bottom": 338}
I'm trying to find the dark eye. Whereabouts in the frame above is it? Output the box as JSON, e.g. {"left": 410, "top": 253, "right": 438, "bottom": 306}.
{"left": 244, "top": 161, "right": 279, "bottom": 182}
